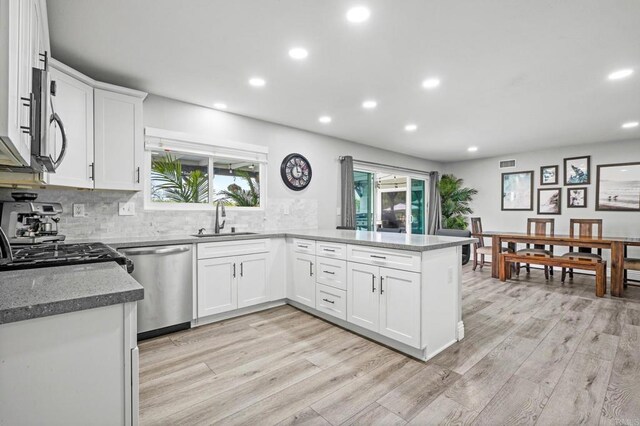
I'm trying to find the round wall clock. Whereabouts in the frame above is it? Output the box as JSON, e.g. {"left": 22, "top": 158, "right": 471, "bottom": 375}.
{"left": 280, "top": 153, "right": 312, "bottom": 191}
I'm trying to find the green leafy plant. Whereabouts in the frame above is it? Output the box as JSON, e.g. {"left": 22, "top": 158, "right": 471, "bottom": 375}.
{"left": 438, "top": 174, "right": 478, "bottom": 230}
{"left": 217, "top": 170, "right": 260, "bottom": 207}
{"left": 151, "top": 154, "right": 209, "bottom": 203}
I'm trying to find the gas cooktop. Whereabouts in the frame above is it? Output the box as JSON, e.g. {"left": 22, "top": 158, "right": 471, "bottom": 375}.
{"left": 0, "top": 242, "right": 133, "bottom": 273}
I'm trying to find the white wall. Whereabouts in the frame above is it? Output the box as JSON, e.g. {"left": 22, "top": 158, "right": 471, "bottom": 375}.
{"left": 444, "top": 138, "right": 640, "bottom": 258}
{"left": 143, "top": 94, "right": 441, "bottom": 230}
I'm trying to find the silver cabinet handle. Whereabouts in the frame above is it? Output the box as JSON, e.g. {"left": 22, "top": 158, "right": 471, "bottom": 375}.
{"left": 240, "top": 262, "right": 244, "bottom": 277}
{"left": 120, "top": 246, "right": 190, "bottom": 256}
{"left": 298, "top": 244, "right": 308, "bottom": 248}
{"left": 380, "top": 276, "right": 384, "bottom": 294}
{"left": 309, "top": 261, "right": 314, "bottom": 276}
{"left": 323, "top": 270, "right": 335, "bottom": 275}
{"left": 89, "top": 162, "right": 95, "bottom": 180}
{"left": 323, "top": 248, "right": 336, "bottom": 252}
{"left": 233, "top": 263, "right": 236, "bottom": 278}
{"left": 136, "top": 166, "right": 141, "bottom": 183}
{"left": 370, "top": 254, "right": 387, "bottom": 259}
{"left": 322, "top": 298, "right": 335, "bottom": 304}
{"left": 372, "top": 274, "right": 376, "bottom": 293}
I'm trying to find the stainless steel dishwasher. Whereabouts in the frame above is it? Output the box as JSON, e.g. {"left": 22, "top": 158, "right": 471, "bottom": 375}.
{"left": 119, "top": 244, "right": 193, "bottom": 340}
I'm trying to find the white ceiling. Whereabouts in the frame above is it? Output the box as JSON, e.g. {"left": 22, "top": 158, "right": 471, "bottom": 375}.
{"left": 47, "top": 0, "right": 640, "bottom": 162}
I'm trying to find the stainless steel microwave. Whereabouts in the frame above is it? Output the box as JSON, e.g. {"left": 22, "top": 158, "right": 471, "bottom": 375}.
{"left": 0, "top": 65, "right": 67, "bottom": 174}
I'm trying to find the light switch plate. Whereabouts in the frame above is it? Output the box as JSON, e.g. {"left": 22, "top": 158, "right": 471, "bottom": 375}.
{"left": 118, "top": 202, "right": 135, "bottom": 216}
{"left": 72, "top": 204, "right": 85, "bottom": 217}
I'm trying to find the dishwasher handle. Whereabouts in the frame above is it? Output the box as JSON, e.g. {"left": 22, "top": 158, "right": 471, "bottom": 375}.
{"left": 120, "top": 246, "right": 191, "bottom": 256}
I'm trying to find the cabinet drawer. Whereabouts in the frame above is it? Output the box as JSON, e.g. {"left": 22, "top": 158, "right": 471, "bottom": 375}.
{"left": 198, "top": 239, "right": 270, "bottom": 259}
{"left": 347, "top": 244, "right": 421, "bottom": 273}
{"left": 316, "top": 284, "right": 347, "bottom": 321}
{"left": 316, "top": 242, "right": 347, "bottom": 260}
{"left": 316, "top": 257, "right": 347, "bottom": 290}
{"left": 291, "top": 238, "right": 316, "bottom": 255}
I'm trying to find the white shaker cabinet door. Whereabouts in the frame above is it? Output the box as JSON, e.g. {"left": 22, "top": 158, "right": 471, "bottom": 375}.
{"left": 237, "top": 253, "right": 269, "bottom": 309}
{"left": 197, "top": 257, "right": 238, "bottom": 317}
{"left": 290, "top": 253, "right": 316, "bottom": 308}
{"left": 379, "top": 267, "right": 421, "bottom": 348}
{"left": 346, "top": 262, "right": 380, "bottom": 333}
{"left": 47, "top": 67, "right": 94, "bottom": 188}
{"left": 94, "top": 88, "right": 143, "bottom": 191}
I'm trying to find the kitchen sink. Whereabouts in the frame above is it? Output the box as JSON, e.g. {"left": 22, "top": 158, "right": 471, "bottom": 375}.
{"left": 191, "top": 232, "right": 257, "bottom": 238}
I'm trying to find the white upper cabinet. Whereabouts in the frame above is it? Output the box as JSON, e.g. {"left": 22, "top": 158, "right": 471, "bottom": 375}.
{"left": 47, "top": 63, "right": 94, "bottom": 188}
{"left": 0, "top": 0, "right": 50, "bottom": 167}
{"left": 94, "top": 88, "right": 144, "bottom": 191}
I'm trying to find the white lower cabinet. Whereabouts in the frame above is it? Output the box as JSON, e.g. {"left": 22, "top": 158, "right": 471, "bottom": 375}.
{"left": 347, "top": 262, "right": 421, "bottom": 348}
{"left": 237, "top": 253, "right": 269, "bottom": 308}
{"left": 290, "top": 252, "right": 316, "bottom": 308}
{"left": 197, "top": 252, "right": 269, "bottom": 317}
{"left": 197, "top": 256, "right": 237, "bottom": 317}
{"left": 346, "top": 262, "right": 380, "bottom": 332}
{"left": 316, "top": 283, "right": 347, "bottom": 321}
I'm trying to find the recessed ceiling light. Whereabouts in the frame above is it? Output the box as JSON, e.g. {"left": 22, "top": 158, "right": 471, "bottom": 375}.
{"left": 318, "top": 115, "right": 332, "bottom": 124}
{"left": 288, "top": 47, "right": 308, "bottom": 60}
{"left": 213, "top": 103, "right": 227, "bottom": 110}
{"left": 622, "top": 121, "right": 639, "bottom": 129}
{"left": 362, "top": 100, "right": 377, "bottom": 109}
{"left": 467, "top": 146, "right": 478, "bottom": 152}
{"left": 608, "top": 69, "right": 634, "bottom": 80}
{"left": 404, "top": 124, "right": 417, "bottom": 132}
{"left": 248, "top": 77, "right": 266, "bottom": 87}
{"left": 422, "top": 78, "right": 441, "bottom": 89}
{"left": 346, "top": 6, "right": 370, "bottom": 23}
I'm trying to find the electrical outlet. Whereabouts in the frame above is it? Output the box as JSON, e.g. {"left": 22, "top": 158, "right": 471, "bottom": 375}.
{"left": 337, "top": 207, "right": 341, "bottom": 215}
{"left": 118, "top": 202, "right": 135, "bottom": 216}
{"left": 72, "top": 204, "right": 85, "bottom": 217}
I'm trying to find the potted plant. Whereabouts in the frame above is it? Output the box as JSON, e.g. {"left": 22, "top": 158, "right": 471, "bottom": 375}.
{"left": 437, "top": 174, "right": 478, "bottom": 265}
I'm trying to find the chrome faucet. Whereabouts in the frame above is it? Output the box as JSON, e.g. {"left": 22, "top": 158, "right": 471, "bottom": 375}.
{"left": 214, "top": 201, "right": 226, "bottom": 234}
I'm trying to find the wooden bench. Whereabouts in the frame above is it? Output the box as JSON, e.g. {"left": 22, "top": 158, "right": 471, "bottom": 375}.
{"left": 499, "top": 252, "right": 607, "bottom": 297}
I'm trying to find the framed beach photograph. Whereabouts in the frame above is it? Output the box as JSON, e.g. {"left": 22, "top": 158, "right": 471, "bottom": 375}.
{"left": 564, "top": 155, "right": 590, "bottom": 185}
{"left": 596, "top": 162, "right": 640, "bottom": 211}
{"left": 502, "top": 171, "right": 534, "bottom": 211}
{"left": 540, "top": 165, "right": 558, "bottom": 185}
{"left": 538, "top": 188, "right": 562, "bottom": 214}
{"left": 567, "top": 187, "right": 587, "bottom": 208}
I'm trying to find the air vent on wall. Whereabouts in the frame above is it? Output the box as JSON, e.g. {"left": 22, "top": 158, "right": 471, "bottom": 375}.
{"left": 499, "top": 159, "right": 516, "bottom": 169}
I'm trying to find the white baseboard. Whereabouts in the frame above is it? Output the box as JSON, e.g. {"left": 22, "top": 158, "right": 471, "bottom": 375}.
{"left": 457, "top": 321, "right": 465, "bottom": 340}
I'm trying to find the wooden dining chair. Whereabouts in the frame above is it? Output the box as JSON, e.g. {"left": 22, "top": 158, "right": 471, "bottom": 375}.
{"left": 560, "top": 219, "right": 603, "bottom": 282}
{"left": 470, "top": 217, "right": 511, "bottom": 271}
{"left": 516, "top": 218, "right": 555, "bottom": 279}
{"left": 624, "top": 244, "right": 640, "bottom": 286}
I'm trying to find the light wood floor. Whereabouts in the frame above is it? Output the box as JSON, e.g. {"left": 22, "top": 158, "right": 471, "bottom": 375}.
{"left": 139, "top": 266, "right": 640, "bottom": 425}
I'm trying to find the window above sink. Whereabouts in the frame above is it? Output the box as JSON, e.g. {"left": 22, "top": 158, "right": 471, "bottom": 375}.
{"left": 143, "top": 128, "right": 267, "bottom": 211}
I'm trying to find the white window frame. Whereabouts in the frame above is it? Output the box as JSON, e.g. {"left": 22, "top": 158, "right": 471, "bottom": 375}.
{"left": 143, "top": 128, "right": 268, "bottom": 211}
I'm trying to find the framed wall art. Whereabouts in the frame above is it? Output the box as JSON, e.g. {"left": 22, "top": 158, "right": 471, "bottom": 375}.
{"left": 537, "top": 188, "right": 562, "bottom": 214}
{"left": 596, "top": 162, "right": 640, "bottom": 211}
{"left": 502, "top": 171, "right": 534, "bottom": 211}
{"left": 567, "top": 187, "right": 587, "bottom": 208}
{"left": 540, "top": 165, "right": 558, "bottom": 185}
{"left": 564, "top": 155, "right": 590, "bottom": 185}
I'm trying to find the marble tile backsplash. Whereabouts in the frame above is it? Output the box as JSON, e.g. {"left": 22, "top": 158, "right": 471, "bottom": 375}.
{"left": 0, "top": 189, "right": 318, "bottom": 240}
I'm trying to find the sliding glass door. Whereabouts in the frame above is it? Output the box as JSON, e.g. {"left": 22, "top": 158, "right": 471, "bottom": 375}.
{"left": 354, "top": 171, "right": 374, "bottom": 231}
{"left": 354, "top": 169, "right": 428, "bottom": 235}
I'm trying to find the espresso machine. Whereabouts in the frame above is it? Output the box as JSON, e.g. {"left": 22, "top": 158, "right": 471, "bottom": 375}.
{"left": 0, "top": 192, "right": 65, "bottom": 245}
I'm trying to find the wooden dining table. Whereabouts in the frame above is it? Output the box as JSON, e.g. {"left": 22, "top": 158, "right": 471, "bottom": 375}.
{"left": 476, "top": 231, "right": 640, "bottom": 297}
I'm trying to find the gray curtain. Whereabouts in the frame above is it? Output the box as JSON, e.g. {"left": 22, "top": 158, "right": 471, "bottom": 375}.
{"left": 340, "top": 156, "right": 356, "bottom": 228}
{"left": 427, "top": 171, "right": 442, "bottom": 234}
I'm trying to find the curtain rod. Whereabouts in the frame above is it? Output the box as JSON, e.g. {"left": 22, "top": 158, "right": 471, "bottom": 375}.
{"left": 338, "top": 156, "right": 433, "bottom": 176}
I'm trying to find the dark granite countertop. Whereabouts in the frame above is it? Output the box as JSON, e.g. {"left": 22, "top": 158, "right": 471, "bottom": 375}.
{"left": 0, "top": 262, "right": 143, "bottom": 325}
